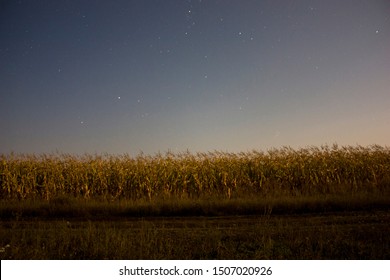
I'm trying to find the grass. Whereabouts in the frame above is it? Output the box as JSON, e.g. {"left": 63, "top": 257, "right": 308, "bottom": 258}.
{"left": 1, "top": 192, "right": 389, "bottom": 221}
{"left": 1, "top": 211, "right": 389, "bottom": 259}
{"left": 0, "top": 144, "right": 389, "bottom": 259}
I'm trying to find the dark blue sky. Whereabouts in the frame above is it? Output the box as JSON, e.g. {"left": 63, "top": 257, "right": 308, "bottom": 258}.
{"left": 1, "top": 0, "right": 389, "bottom": 155}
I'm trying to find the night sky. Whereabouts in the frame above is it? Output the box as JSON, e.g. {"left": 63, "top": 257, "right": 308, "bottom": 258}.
{"left": 1, "top": 0, "right": 389, "bottom": 155}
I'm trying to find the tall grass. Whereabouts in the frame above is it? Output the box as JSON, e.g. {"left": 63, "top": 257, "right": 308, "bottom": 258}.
{"left": 1, "top": 144, "right": 389, "bottom": 201}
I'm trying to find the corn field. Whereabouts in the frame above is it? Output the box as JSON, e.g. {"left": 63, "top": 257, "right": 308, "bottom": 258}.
{"left": 1, "top": 144, "right": 390, "bottom": 200}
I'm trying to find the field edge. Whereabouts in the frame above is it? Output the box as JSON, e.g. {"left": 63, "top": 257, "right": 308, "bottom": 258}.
{"left": 1, "top": 192, "right": 390, "bottom": 221}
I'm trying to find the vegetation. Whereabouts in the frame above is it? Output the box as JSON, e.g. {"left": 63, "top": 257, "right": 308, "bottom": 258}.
{"left": 1, "top": 144, "right": 389, "bottom": 202}
{"left": 1, "top": 211, "right": 389, "bottom": 259}
{"left": 1, "top": 144, "right": 389, "bottom": 259}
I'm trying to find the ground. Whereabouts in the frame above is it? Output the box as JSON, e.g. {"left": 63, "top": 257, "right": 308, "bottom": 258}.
{"left": 1, "top": 209, "right": 389, "bottom": 259}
